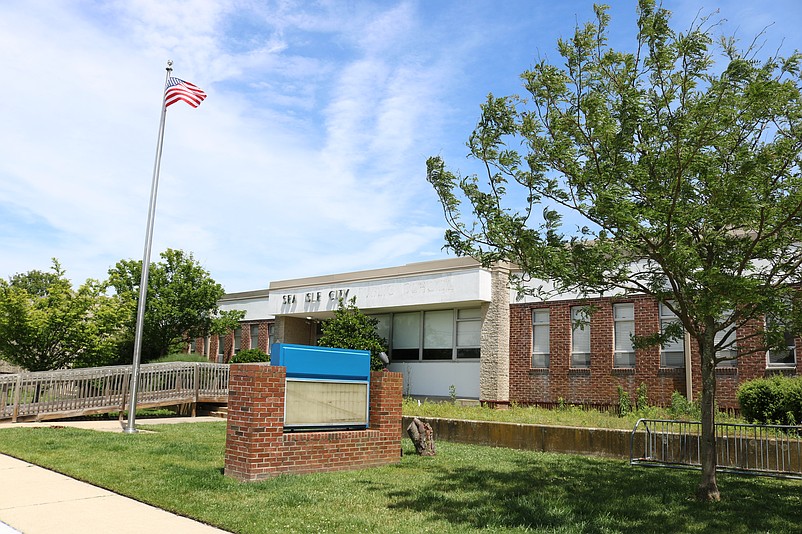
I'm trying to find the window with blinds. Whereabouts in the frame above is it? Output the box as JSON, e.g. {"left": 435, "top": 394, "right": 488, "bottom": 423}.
{"left": 456, "top": 308, "right": 481, "bottom": 359}
{"left": 767, "top": 315, "right": 796, "bottom": 367}
{"left": 660, "top": 302, "right": 685, "bottom": 368}
{"left": 715, "top": 325, "right": 738, "bottom": 367}
{"left": 391, "top": 312, "right": 420, "bottom": 361}
{"left": 250, "top": 324, "right": 259, "bottom": 349}
{"left": 532, "top": 309, "right": 550, "bottom": 368}
{"left": 571, "top": 306, "right": 591, "bottom": 368}
{"left": 423, "top": 310, "right": 454, "bottom": 360}
{"left": 613, "top": 303, "right": 635, "bottom": 368}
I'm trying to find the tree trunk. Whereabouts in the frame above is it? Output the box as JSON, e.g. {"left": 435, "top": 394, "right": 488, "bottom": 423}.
{"left": 406, "top": 417, "right": 436, "bottom": 456}
{"left": 696, "top": 340, "right": 720, "bottom": 502}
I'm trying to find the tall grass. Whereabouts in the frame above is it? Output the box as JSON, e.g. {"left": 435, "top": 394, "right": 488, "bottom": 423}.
{"left": 402, "top": 396, "right": 739, "bottom": 430}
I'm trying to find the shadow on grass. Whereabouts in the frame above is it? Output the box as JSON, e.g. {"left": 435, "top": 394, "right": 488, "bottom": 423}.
{"left": 386, "top": 445, "right": 802, "bottom": 533}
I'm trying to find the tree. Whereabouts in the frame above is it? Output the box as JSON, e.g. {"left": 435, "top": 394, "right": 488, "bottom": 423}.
{"left": 107, "top": 249, "right": 244, "bottom": 362}
{"left": 427, "top": 1, "right": 802, "bottom": 501}
{"left": 318, "top": 298, "right": 388, "bottom": 371}
{"left": 0, "top": 260, "right": 127, "bottom": 371}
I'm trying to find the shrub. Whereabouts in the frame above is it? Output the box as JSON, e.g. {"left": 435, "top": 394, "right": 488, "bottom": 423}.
{"left": 617, "top": 386, "right": 632, "bottom": 417}
{"left": 318, "top": 297, "right": 388, "bottom": 371}
{"left": 737, "top": 375, "right": 802, "bottom": 425}
{"left": 230, "top": 348, "right": 270, "bottom": 364}
{"left": 636, "top": 382, "right": 649, "bottom": 411}
{"left": 668, "top": 391, "right": 701, "bottom": 420}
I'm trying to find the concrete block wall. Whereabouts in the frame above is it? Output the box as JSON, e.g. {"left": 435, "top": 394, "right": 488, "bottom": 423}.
{"left": 479, "top": 264, "right": 511, "bottom": 405}
{"left": 224, "top": 364, "right": 402, "bottom": 481}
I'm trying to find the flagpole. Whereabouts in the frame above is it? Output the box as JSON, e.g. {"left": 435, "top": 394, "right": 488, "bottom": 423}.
{"left": 124, "top": 60, "right": 173, "bottom": 434}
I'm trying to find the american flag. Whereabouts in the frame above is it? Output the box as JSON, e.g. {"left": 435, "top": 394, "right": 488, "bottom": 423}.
{"left": 164, "top": 77, "right": 207, "bottom": 108}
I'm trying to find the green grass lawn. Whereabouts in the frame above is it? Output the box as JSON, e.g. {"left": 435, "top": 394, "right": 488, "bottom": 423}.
{"left": 0, "top": 421, "right": 799, "bottom": 533}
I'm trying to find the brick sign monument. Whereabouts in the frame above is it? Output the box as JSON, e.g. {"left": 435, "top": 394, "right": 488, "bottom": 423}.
{"left": 224, "top": 344, "right": 402, "bottom": 481}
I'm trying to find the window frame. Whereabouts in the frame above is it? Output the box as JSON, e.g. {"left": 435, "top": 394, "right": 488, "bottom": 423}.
{"left": 379, "top": 308, "right": 482, "bottom": 362}
{"left": 613, "top": 303, "right": 635, "bottom": 369}
{"left": 249, "top": 324, "right": 259, "bottom": 350}
{"left": 766, "top": 317, "right": 797, "bottom": 368}
{"left": 714, "top": 325, "right": 738, "bottom": 368}
{"left": 659, "top": 302, "right": 685, "bottom": 369}
{"left": 455, "top": 308, "right": 481, "bottom": 359}
{"left": 531, "top": 308, "right": 550, "bottom": 368}
{"left": 570, "top": 306, "right": 591, "bottom": 369}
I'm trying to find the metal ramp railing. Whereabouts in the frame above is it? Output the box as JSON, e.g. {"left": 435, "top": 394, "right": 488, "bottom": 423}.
{"left": 630, "top": 419, "right": 802, "bottom": 479}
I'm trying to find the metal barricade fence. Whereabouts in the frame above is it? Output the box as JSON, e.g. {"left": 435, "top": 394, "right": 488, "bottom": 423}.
{"left": 631, "top": 418, "right": 802, "bottom": 479}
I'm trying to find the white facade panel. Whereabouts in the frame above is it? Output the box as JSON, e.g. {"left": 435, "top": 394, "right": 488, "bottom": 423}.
{"left": 219, "top": 297, "right": 272, "bottom": 321}
{"left": 269, "top": 269, "right": 492, "bottom": 317}
{"left": 388, "top": 360, "right": 480, "bottom": 399}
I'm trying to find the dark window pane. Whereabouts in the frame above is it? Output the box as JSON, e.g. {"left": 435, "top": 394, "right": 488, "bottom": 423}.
{"left": 456, "top": 348, "right": 480, "bottom": 359}
{"left": 422, "top": 348, "right": 452, "bottom": 360}
{"left": 391, "top": 348, "right": 419, "bottom": 361}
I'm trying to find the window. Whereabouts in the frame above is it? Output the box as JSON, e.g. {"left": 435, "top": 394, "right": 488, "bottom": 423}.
{"left": 373, "top": 314, "right": 391, "bottom": 348}
{"left": 391, "top": 312, "right": 420, "bottom": 361}
{"left": 379, "top": 308, "right": 481, "bottom": 362}
{"left": 613, "top": 303, "right": 635, "bottom": 368}
{"left": 234, "top": 328, "right": 242, "bottom": 354}
{"left": 531, "top": 309, "right": 550, "bottom": 368}
{"left": 715, "top": 326, "right": 737, "bottom": 368}
{"left": 189, "top": 338, "right": 196, "bottom": 353}
{"left": 456, "top": 308, "right": 481, "bottom": 359}
{"left": 767, "top": 320, "right": 796, "bottom": 367}
{"left": 423, "top": 310, "right": 454, "bottom": 360}
{"left": 571, "top": 306, "right": 591, "bottom": 368}
{"left": 217, "top": 335, "right": 225, "bottom": 362}
{"left": 250, "top": 324, "right": 259, "bottom": 350}
{"left": 660, "top": 302, "right": 685, "bottom": 368}
{"left": 267, "top": 324, "right": 275, "bottom": 355}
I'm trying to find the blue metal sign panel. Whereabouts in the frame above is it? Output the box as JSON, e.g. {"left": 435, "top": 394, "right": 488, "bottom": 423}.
{"left": 271, "top": 343, "right": 371, "bottom": 382}
{"left": 271, "top": 343, "right": 371, "bottom": 430}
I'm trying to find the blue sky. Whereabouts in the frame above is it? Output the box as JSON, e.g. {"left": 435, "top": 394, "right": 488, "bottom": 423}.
{"left": 1, "top": 0, "right": 801, "bottom": 293}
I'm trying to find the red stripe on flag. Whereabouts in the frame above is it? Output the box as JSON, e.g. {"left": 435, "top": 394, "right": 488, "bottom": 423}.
{"left": 164, "top": 78, "right": 207, "bottom": 108}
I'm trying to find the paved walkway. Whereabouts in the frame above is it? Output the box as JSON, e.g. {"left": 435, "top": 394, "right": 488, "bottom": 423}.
{"left": 0, "top": 417, "right": 229, "bottom": 533}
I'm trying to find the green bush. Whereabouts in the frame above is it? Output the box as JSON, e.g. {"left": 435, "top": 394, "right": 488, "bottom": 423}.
{"left": 737, "top": 375, "right": 802, "bottom": 425}
{"left": 318, "top": 297, "right": 388, "bottom": 371}
{"left": 668, "top": 391, "right": 701, "bottom": 420}
{"left": 230, "top": 348, "right": 270, "bottom": 364}
{"left": 617, "top": 386, "right": 632, "bottom": 416}
{"left": 635, "top": 382, "right": 649, "bottom": 411}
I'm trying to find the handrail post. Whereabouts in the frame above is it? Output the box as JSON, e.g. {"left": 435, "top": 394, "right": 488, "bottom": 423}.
{"left": 193, "top": 363, "right": 200, "bottom": 416}
{"left": 11, "top": 374, "right": 22, "bottom": 423}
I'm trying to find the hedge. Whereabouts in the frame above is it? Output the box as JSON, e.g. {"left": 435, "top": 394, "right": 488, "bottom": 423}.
{"left": 736, "top": 375, "right": 802, "bottom": 425}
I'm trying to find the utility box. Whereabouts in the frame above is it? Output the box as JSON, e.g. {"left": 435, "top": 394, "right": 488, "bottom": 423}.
{"left": 271, "top": 343, "right": 370, "bottom": 430}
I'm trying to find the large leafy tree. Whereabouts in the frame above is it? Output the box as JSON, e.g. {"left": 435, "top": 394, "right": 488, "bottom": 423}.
{"left": 107, "top": 249, "right": 244, "bottom": 362}
{"left": 318, "top": 298, "right": 388, "bottom": 371}
{"left": 0, "top": 260, "right": 127, "bottom": 371}
{"left": 427, "top": 1, "right": 802, "bottom": 501}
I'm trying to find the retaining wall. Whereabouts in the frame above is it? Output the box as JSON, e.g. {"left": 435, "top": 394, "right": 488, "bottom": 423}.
{"left": 402, "top": 416, "right": 632, "bottom": 459}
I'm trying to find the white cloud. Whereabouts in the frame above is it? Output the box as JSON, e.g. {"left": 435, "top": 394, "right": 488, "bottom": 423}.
{"left": 4, "top": 0, "right": 800, "bottom": 293}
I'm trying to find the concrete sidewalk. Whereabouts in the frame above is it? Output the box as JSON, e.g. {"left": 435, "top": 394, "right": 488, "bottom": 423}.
{"left": 0, "top": 418, "right": 229, "bottom": 533}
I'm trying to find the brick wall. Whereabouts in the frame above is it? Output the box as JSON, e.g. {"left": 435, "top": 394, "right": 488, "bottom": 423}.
{"left": 189, "top": 320, "right": 273, "bottom": 362}
{"left": 224, "top": 364, "right": 402, "bottom": 481}
{"left": 509, "top": 296, "right": 801, "bottom": 410}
